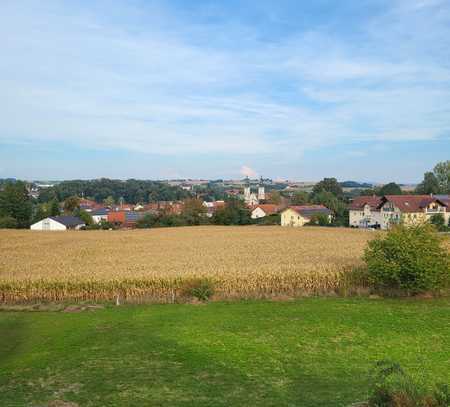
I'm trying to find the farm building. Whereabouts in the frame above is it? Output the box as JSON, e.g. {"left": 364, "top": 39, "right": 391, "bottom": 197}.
{"left": 30, "top": 216, "right": 85, "bottom": 231}
{"left": 250, "top": 204, "right": 280, "bottom": 219}
{"left": 280, "top": 205, "right": 332, "bottom": 227}
{"left": 349, "top": 194, "right": 449, "bottom": 229}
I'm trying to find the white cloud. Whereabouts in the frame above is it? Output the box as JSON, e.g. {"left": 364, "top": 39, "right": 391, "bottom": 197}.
{"left": 240, "top": 166, "right": 257, "bottom": 178}
{"left": 0, "top": 0, "right": 449, "bottom": 160}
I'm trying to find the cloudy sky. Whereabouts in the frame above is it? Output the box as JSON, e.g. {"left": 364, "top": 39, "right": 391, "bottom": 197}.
{"left": 1, "top": 0, "right": 449, "bottom": 182}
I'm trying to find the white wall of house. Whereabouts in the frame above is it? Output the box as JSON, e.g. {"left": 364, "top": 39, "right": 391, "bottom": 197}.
{"left": 251, "top": 207, "right": 267, "bottom": 219}
{"left": 92, "top": 214, "right": 108, "bottom": 224}
{"left": 281, "top": 208, "right": 308, "bottom": 227}
{"left": 349, "top": 204, "right": 382, "bottom": 228}
{"left": 30, "top": 218, "right": 67, "bottom": 231}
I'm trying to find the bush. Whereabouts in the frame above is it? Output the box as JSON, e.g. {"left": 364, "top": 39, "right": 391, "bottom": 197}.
{"left": 363, "top": 224, "right": 450, "bottom": 294}
{"left": 307, "top": 213, "right": 330, "bottom": 226}
{"left": 430, "top": 213, "right": 448, "bottom": 232}
{"left": 180, "top": 278, "right": 215, "bottom": 302}
{"left": 366, "top": 360, "right": 450, "bottom": 407}
{"left": 0, "top": 216, "right": 18, "bottom": 229}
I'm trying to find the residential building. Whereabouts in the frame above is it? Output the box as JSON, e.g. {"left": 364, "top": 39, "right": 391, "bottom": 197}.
{"left": 30, "top": 216, "right": 85, "bottom": 231}
{"left": 281, "top": 205, "right": 332, "bottom": 227}
{"left": 90, "top": 208, "right": 110, "bottom": 224}
{"left": 349, "top": 194, "right": 449, "bottom": 229}
{"left": 348, "top": 196, "right": 383, "bottom": 228}
{"left": 251, "top": 204, "right": 280, "bottom": 219}
{"left": 377, "top": 195, "right": 448, "bottom": 229}
{"left": 203, "top": 201, "right": 225, "bottom": 217}
{"left": 107, "top": 211, "right": 144, "bottom": 228}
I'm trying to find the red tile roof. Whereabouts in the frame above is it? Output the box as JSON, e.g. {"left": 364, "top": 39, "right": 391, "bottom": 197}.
{"left": 349, "top": 196, "right": 382, "bottom": 210}
{"left": 379, "top": 195, "right": 448, "bottom": 213}
{"left": 252, "top": 204, "right": 280, "bottom": 215}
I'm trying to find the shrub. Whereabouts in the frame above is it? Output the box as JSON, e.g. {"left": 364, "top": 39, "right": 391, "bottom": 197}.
{"left": 180, "top": 278, "right": 215, "bottom": 302}
{"left": 307, "top": 213, "right": 330, "bottom": 226}
{"left": 430, "top": 213, "right": 448, "bottom": 232}
{"left": 0, "top": 216, "right": 18, "bottom": 229}
{"left": 363, "top": 224, "right": 450, "bottom": 294}
{"left": 366, "top": 360, "right": 450, "bottom": 407}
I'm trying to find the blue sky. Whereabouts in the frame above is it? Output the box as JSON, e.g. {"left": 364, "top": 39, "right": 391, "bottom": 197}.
{"left": 1, "top": 0, "right": 449, "bottom": 182}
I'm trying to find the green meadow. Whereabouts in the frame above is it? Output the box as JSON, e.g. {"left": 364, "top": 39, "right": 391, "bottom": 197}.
{"left": 1, "top": 298, "right": 449, "bottom": 406}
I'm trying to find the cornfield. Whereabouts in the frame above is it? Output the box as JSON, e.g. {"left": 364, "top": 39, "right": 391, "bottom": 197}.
{"left": 0, "top": 226, "right": 374, "bottom": 303}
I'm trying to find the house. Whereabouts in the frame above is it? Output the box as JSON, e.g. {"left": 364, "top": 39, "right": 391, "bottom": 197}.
{"left": 107, "top": 211, "right": 143, "bottom": 228}
{"left": 250, "top": 204, "right": 280, "bottom": 219}
{"left": 280, "top": 205, "right": 332, "bottom": 227}
{"left": 348, "top": 196, "right": 383, "bottom": 228}
{"left": 377, "top": 195, "right": 448, "bottom": 229}
{"left": 203, "top": 200, "right": 225, "bottom": 217}
{"left": 30, "top": 216, "right": 85, "bottom": 231}
{"left": 78, "top": 198, "right": 100, "bottom": 212}
{"left": 90, "top": 208, "right": 110, "bottom": 224}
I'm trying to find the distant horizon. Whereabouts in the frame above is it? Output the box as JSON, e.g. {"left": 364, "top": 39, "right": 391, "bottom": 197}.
{"left": 2, "top": 176, "right": 419, "bottom": 187}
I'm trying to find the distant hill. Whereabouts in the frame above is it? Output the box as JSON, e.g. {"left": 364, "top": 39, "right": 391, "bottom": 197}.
{"left": 340, "top": 181, "right": 373, "bottom": 188}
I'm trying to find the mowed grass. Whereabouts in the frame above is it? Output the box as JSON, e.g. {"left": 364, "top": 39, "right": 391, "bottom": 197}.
{"left": 0, "top": 298, "right": 449, "bottom": 406}
{"left": 0, "top": 226, "right": 372, "bottom": 303}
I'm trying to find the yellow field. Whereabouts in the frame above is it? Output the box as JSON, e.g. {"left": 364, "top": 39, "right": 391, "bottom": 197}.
{"left": 0, "top": 226, "right": 373, "bottom": 303}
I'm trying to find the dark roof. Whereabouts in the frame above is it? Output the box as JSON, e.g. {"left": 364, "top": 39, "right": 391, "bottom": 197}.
{"left": 91, "top": 208, "right": 110, "bottom": 216}
{"left": 349, "top": 195, "right": 382, "bottom": 210}
{"left": 435, "top": 195, "right": 449, "bottom": 205}
{"left": 287, "top": 205, "right": 332, "bottom": 218}
{"left": 378, "top": 195, "right": 448, "bottom": 213}
{"left": 49, "top": 216, "right": 85, "bottom": 227}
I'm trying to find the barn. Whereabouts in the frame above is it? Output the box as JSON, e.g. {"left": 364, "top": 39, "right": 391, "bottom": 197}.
{"left": 30, "top": 216, "right": 85, "bottom": 231}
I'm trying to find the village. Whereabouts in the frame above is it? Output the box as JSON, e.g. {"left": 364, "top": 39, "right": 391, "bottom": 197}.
{"left": 26, "top": 179, "right": 450, "bottom": 231}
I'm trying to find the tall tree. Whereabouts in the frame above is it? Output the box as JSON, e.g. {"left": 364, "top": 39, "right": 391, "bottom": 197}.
{"left": 0, "top": 181, "right": 32, "bottom": 228}
{"left": 415, "top": 172, "right": 440, "bottom": 195}
{"left": 291, "top": 191, "right": 310, "bottom": 205}
{"left": 182, "top": 198, "right": 206, "bottom": 225}
{"left": 378, "top": 182, "right": 402, "bottom": 196}
{"left": 312, "top": 178, "right": 343, "bottom": 198}
{"left": 433, "top": 160, "right": 450, "bottom": 194}
{"left": 63, "top": 196, "right": 80, "bottom": 213}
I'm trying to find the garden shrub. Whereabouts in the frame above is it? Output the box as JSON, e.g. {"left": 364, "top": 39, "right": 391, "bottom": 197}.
{"left": 180, "top": 278, "right": 215, "bottom": 302}
{"left": 366, "top": 360, "right": 450, "bottom": 407}
{"left": 0, "top": 216, "right": 18, "bottom": 229}
{"left": 363, "top": 224, "right": 450, "bottom": 294}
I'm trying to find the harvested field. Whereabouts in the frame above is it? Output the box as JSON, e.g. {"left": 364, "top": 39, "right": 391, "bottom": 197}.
{"left": 0, "top": 226, "right": 374, "bottom": 303}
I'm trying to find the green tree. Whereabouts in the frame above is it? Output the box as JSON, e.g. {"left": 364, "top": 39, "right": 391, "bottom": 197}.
{"left": 63, "top": 196, "right": 80, "bottom": 213}
{"left": 103, "top": 196, "right": 115, "bottom": 207}
{"left": 213, "top": 199, "right": 251, "bottom": 225}
{"left": 378, "top": 182, "right": 402, "bottom": 196}
{"left": 49, "top": 200, "right": 60, "bottom": 216}
{"left": 291, "top": 191, "right": 310, "bottom": 205}
{"left": 363, "top": 223, "right": 450, "bottom": 293}
{"left": 32, "top": 204, "right": 48, "bottom": 224}
{"left": 307, "top": 213, "right": 330, "bottom": 226}
{"left": 415, "top": 172, "right": 440, "bottom": 194}
{"left": 73, "top": 208, "right": 93, "bottom": 226}
{"left": 0, "top": 181, "right": 32, "bottom": 228}
{"left": 430, "top": 213, "right": 447, "bottom": 231}
{"left": 433, "top": 160, "right": 450, "bottom": 193}
{"left": 182, "top": 198, "right": 207, "bottom": 225}
{"left": 312, "top": 178, "right": 343, "bottom": 197}
{"left": 0, "top": 216, "right": 18, "bottom": 229}
{"left": 269, "top": 191, "right": 282, "bottom": 204}
{"left": 312, "top": 191, "right": 347, "bottom": 226}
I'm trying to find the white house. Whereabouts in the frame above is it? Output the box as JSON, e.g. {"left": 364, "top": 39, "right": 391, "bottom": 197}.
{"left": 280, "top": 205, "right": 332, "bottom": 227}
{"left": 90, "top": 208, "right": 110, "bottom": 224}
{"left": 348, "top": 196, "right": 383, "bottom": 228}
{"left": 250, "top": 204, "right": 280, "bottom": 219}
{"left": 349, "top": 195, "right": 449, "bottom": 230}
{"left": 30, "top": 216, "right": 85, "bottom": 231}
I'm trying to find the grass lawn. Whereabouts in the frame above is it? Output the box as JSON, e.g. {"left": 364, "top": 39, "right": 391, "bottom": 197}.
{"left": 0, "top": 298, "right": 449, "bottom": 406}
